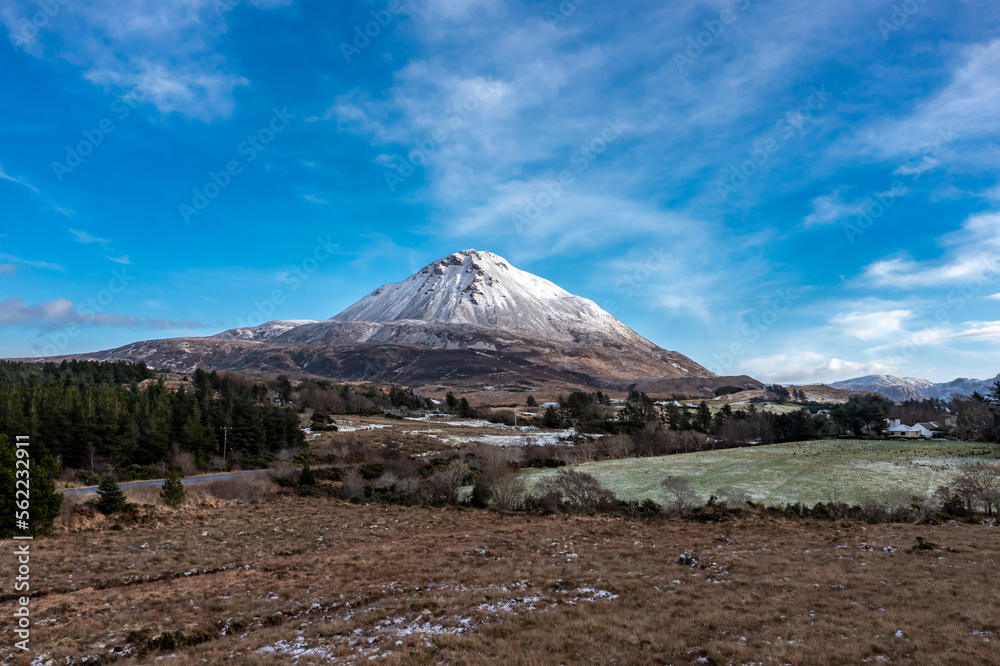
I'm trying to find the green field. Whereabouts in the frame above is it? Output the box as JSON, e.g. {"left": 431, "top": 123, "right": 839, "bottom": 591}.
{"left": 526, "top": 439, "right": 999, "bottom": 506}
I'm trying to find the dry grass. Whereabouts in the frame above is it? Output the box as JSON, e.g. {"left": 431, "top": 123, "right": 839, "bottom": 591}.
{"left": 3, "top": 497, "right": 998, "bottom": 664}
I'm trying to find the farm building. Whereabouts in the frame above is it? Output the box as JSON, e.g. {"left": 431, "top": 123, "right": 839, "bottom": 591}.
{"left": 886, "top": 420, "right": 940, "bottom": 439}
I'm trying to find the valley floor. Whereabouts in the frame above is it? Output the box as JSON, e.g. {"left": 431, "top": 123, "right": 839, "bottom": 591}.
{"left": 2, "top": 497, "right": 998, "bottom": 664}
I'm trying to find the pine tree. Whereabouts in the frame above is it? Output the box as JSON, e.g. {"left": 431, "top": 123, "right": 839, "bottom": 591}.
{"left": 299, "top": 462, "right": 316, "bottom": 486}
{"left": 160, "top": 469, "right": 185, "bottom": 508}
{"left": 96, "top": 474, "right": 127, "bottom": 514}
{"left": 526, "top": 395, "right": 537, "bottom": 407}
{"left": 0, "top": 435, "right": 63, "bottom": 537}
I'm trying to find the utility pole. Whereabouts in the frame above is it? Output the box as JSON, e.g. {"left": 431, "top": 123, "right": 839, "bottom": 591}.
{"left": 219, "top": 426, "right": 232, "bottom": 466}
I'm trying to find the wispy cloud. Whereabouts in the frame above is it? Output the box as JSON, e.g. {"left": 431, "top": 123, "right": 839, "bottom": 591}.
{"left": 0, "top": 253, "right": 66, "bottom": 272}
{"left": 0, "top": 162, "right": 42, "bottom": 194}
{"left": 0, "top": 297, "right": 206, "bottom": 330}
{"left": 1, "top": 0, "right": 292, "bottom": 121}
{"left": 861, "top": 212, "right": 1000, "bottom": 288}
{"left": 831, "top": 309, "right": 914, "bottom": 341}
{"left": 107, "top": 255, "right": 132, "bottom": 265}
{"left": 70, "top": 228, "right": 112, "bottom": 247}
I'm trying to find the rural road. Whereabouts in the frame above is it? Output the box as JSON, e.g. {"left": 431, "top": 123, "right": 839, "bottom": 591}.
{"left": 60, "top": 468, "right": 275, "bottom": 495}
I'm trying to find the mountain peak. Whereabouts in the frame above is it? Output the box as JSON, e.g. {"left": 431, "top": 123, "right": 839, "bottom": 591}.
{"left": 330, "top": 249, "right": 645, "bottom": 347}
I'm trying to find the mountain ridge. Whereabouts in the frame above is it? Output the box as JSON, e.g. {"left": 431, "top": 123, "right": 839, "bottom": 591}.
{"left": 827, "top": 373, "right": 1000, "bottom": 402}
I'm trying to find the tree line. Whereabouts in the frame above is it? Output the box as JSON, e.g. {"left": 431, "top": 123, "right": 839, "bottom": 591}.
{"left": 0, "top": 361, "right": 304, "bottom": 477}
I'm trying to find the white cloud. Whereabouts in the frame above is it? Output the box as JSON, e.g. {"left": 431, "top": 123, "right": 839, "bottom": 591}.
{"left": 70, "top": 229, "right": 111, "bottom": 246}
{"left": 987, "top": 293, "right": 1000, "bottom": 301}
{"left": 830, "top": 310, "right": 914, "bottom": 341}
{"left": 108, "top": 255, "right": 132, "bottom": 265}
{"left": 740, "top": 351, "right": 896, "bottom": 384}
{"left": 861, "top": 212, "right": 1000, "bottom": 288}
{"left": 0, "top": 162, "right": 42, "bottom": 194}
{"left": 0, "top": 297, "right": 205, "bottom": 330}
{"left": 303, "top": 194, "right": 328, "bottom": 204}
{"left": 803, "top": 192, "right": 863, "bottom": 227}
{"left": 1, "top": 0, "right": 290, "bottom": 121}
{"left": 0, "top": 253, "right": 65, "bottom": 272}
{"left": 861, "top": 39, "right": 1000, "bottom": 167}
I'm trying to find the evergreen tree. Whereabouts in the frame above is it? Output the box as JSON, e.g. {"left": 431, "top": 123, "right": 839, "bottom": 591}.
{"left": 697, "top": 401, "right": 713, "bottom": 432}
{"left": 96, "top": 474, "right": 127, "bottom": 514}
{"left": 445, "top": 391, "right": 458, "bottom": 411}
{"left": 0, "top": 435, "right": 62, "bottom": 537}
{"left": 526, "top": 395, "right": 537, "bottom": 407}
{"left": 160, "top": 469, "right": 185, "bottom": 508}
{"left": 458, "top": 397, "right": 477, "bottom": 418}
{"left": 299, "top": 462, "right": 316, "bottom": 486}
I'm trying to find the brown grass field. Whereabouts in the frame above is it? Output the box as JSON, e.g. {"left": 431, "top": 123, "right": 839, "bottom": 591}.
{"left": 2, "top": 494, "right": 998, "bottom": 665}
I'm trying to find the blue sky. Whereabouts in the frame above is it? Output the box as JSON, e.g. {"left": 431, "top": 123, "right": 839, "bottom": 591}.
{"left": 2, "top": 0, "right": 1000, "bottom": 384}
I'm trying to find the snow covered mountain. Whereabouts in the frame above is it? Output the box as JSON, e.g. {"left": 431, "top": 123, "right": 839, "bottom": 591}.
{"left": 828, "top": 373, "right": 1000, "bottom": 401}
{"left": 216, "top": 250, "right": 660, "bottom": 351}
{"left": 41, "top": 250, "right": 756, "bottom": 394}
{"left": 331, "top": 250, "right": 651, "bottom": 348}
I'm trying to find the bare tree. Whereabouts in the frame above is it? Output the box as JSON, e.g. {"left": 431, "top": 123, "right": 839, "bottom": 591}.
{"left": 340, "top": 467, "right": 364, "bottom": 500}
{"left": 604, "top": 434, "right": 634, "bottom": 460}
{"left": 489, "top": 475, "right": 527, "bottom": 511}
{"left": 660, "top": 476, "right": 702, "bottom": 515}
{"left": 575, "top": 437, "right": 599, "bottom": 463}
{"left": 547, "top": 468, "right": 617, "bottom": 512}
{"left": 715, "top": 486, "right": 753, "bottom": 509}
{"left": 425, "top": 459, "right": 470, "bottom": 504}
{"left": 950, "top": 463, "right": 1000, "bottom": 515}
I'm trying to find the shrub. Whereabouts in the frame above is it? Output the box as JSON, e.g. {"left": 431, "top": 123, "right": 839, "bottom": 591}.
{"left": 715, "top": 486, "right": 753, "bottom": 509}
{"left": 197, "top": 475, "right": 275, "bottom": 502}
{"left": 546, "top": 468, "right": 618, "bottom": 513}
{"left": 424, "top": 460, "right": 470, "bottom": 504}
{"left": 96, "top": 474, "right": 127, "bottom": 514}
{"left": 340, "top": 468, "right": 364, "bottom": 500}
{"left": 660, "top": 476, "right": 701, "bottom": 515}
{"left": 489, "top": 475, "right": 527, "bottom": 511}
{"left": 160, "top": 470, "right": 185, "bottom": 508}
{"left": 299, "top": 463, "right": 317, "bottom": 487}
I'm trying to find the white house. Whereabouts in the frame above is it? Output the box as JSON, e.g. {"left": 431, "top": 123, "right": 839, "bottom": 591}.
{"left": 886, "top": 420, "right": 939, "bottom": 439}
{"left": 539, "top": 401, "right": 560, "bottom": 409}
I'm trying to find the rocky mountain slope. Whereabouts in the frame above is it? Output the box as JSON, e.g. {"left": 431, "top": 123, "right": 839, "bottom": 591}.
{"left": 32, "top": 250, "right": 758, "bottom": 396}
{"left": 828, "top": 373, "right": 1000, "bottom": 402}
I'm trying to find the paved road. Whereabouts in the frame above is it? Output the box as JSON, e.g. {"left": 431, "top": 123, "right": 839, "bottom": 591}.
{"left": 60, "top": 468, "right": 274, "bottom": 495}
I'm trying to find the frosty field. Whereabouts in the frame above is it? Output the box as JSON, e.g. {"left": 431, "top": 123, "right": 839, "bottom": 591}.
{"left": 527, "top": 439, "right": 1000, "bottom": 506}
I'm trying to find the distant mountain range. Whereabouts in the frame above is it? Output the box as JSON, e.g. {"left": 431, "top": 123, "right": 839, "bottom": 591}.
{"left": 25, "top": 249, "right": 760, "bottom": 396}
{"left": 827, "top": 374, "right": 1000, "bottom": 402}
